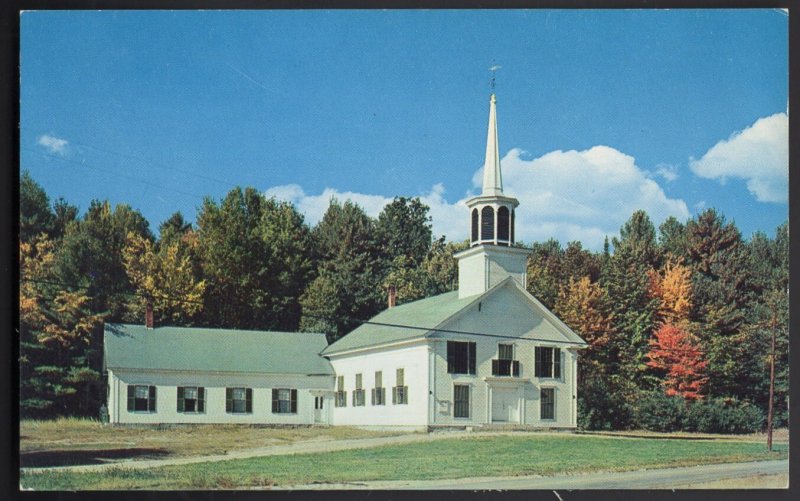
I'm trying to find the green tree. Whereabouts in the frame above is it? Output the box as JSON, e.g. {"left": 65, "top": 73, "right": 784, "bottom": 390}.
{"left": 375, "top": 196, "right": 433, "bottom": 267}
{"left": 300, "top": 199, "right": 383, "bottom": 341}
{"left": 20, "top": 170, "right": 55, "bottom": 242}
{"left": 526, "top": 238, "right": 563, "bottom": 310}
{"left": 196, "top": 187, "right": 313, "bottom": 331}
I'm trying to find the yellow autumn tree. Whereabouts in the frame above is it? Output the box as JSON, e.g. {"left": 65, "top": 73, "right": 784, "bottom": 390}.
{"left": 555, "top": 276, "right": 613, "bottom": 349}
{"left": 648, "top": 258, "right": 692, "bottom": 326}
{"left": 122, "top": 231, "right": 206, "bottom": 325}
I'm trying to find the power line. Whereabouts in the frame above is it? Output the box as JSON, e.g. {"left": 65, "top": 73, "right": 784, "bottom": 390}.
{"left": 21, "top": 275, "right": 717, "bottom": 354}
{"left": 21, "top": 147, "right": 208, "bottom": 202}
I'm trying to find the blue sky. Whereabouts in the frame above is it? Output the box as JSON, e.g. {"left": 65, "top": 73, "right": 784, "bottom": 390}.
{"left": 21, "top": 9, "right": 788, "bottom": 249}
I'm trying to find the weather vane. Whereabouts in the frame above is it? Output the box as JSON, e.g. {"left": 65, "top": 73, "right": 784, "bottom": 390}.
{"left": 489, "top": 63, "right": 501, "bottom": 91}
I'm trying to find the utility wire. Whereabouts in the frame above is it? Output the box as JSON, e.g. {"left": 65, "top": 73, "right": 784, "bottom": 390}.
{"left": 21, "top": 275, "right": 717, "bottom": 354}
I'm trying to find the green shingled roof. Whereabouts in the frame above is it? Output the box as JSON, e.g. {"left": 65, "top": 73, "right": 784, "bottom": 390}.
{"left": 321, "top": 290, "right": 476, "bottom": 355}
{"left": 104, "top": 324, "right": 334, "bottom": 375}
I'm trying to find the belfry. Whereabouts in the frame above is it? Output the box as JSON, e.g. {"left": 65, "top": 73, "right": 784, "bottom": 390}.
{"left": 455, "top": 94, "right": 531, "bottom": 298}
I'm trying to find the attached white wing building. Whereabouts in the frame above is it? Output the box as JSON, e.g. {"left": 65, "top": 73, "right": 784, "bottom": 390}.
{"left": 104, "top": 93, "right": 588, "bottom": 429}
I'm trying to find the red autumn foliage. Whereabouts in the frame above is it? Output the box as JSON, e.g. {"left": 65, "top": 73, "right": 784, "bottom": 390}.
{"left": 646, "top": 323, "right": 708, "bottom": 400}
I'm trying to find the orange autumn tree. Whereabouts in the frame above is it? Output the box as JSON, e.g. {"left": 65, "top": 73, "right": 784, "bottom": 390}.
{"left": 646, "top": 323, "right": 708, "bottom": 400}
{"left": 646, "top": 258, "right": 709, "bottom": 400}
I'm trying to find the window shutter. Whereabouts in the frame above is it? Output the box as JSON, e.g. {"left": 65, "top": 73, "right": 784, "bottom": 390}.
{"left": 226, "top": 388, "right": 233, "bottom": 413}
{"left": 447, "top": 342, "right": 455, "bottom": 373}
{"left": 392, "top": 387, "right": 396, "bottom": 404}
{"left": 127, "top": 385, "right": 134, "bottom": 411}
{"left": 371, "top": 388, "right": 375, "bottom": 405}
{"left": 554, "top": 349, "right": 562, "bottom": 379}
{"left": 291, "top": 389, "right": 297, "bottom": 413}
{"left": 272, "top": 389, "right": 279, "bottom": 413}
{"left": 534, "top": 347, "right": 542, "bottom": 377}
{"left": 198, "top": 387, "right": 205, "bottom": 413}
{"left": 405, "top": 386, "right": 408, "bottom": 404}
{"left": 177, "top": 386, "right": 184, "bottom": 412}
{"left": 469, "top": 342, "right": 476, "bottom": 374}
{"left": 149, "top": 386, "right": 157, "bottom": 412}
{"left": 246, "top": 388, "right": 253, "bottom": 413}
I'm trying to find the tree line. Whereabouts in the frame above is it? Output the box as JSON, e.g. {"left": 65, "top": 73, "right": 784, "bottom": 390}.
{"left": 19, "top": 171, "right": 788, "bottom": 432}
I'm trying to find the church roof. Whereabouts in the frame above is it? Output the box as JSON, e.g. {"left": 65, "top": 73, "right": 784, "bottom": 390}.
{"left": 322, "top": 278, "right": 588, "bottom": 357}
{"left": 104, "top": 324, "right": 334, "bottom": 375}
{"left": 481, "top": 93, "right": 504, "bottom": 196}
{"left": 321, "top": 290, "right": 476, "bottom": 356}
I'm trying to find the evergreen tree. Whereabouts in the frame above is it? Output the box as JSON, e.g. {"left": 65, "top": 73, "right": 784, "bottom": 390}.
{"left": 20, "top": 170, "right": 55, "bottom": 242}
{"left": 526, "top": 238, "right": 563, "bottom": 310}
{"left": 300, "top": 199, "right": 384, "bottom": 341}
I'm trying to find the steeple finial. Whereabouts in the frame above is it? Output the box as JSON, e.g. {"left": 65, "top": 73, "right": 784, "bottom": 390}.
{"left": 482, "top": 81, "right": 503, "bottom": 196}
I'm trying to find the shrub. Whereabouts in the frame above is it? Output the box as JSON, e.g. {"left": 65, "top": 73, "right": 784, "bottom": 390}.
{"left": 631, "top": 391, "right": 686, "bottom": 432}
{"left": 577, "top": 377, "right": 634, "bottom": 430}
{"left": 684, "top": 398, "right": 765, "bottom": 434}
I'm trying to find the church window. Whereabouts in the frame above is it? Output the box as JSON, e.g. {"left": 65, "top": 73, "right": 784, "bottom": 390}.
{"left": 127, "top": 384, "right": 156, "bottom": 413}
{"left": 454, "top": 384, "right": 470, "bottom": 418}
{"left": 393, "top": 368, "right": 408, "bottom": 405}
{"left": 226, "top": 387, "right": 252, "bottom": 414}
{"left": 534, "top": 347, "right": 561, "bottom": 379}
{"left": 481, "top": 206, "right": 494, "bottom": 241}
{"left": 353, "top": 373, "right": 365, "bottom": 407}
{"left": 272, "top": 388, "right": 297, "bottom": 414}
{"left": 447, "top": 341, "right": 477, "bottom": 375}
{"left": 335, "top": 375, "right": 346, "bottom": 407}
{"left": 177, "top": 386, "right": 205, "bottom": 413}
{"left": 372, "top": 371, "right": 385, "bottom": 405}
{"left": 540, "top": 388, "right": 555, "bottom": 420}
{"left": 510, "top": 209, "right": 515, "bottom": 243}
{"left": 497, "top": 206, "right": 510, "bottom": 243}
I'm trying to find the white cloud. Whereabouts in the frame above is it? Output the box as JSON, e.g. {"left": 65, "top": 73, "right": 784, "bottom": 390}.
{"left": 37, "top": 134, "right": 69, "bottom": 155}
{"left": 689, "top": 113, "right": 788, "bottom": 203}
{"left": 265, "top": 145, "right": 690, "bottom": 250}
{"left": 654, "top": 163, "right": 679, "bottom": 182}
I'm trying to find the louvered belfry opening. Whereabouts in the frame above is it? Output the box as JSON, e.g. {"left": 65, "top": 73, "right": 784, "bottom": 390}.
{"left": 471, "top": 208, "right": 479, "bottom": 244}
{"left": 497, "top": 206, "right": 510, "bottom": 244}
{"left": 481, "top": 206, "right": 494, "bottom": 241}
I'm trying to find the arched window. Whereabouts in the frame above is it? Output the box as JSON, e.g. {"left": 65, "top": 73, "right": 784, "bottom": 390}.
{"left": 471, "top": 209, "right": 479, "bottom": 244}
{"left": 481, "top": 206, "right": 494, "bottom": 241}
{"left": 497, "top": 206, "right": 510, "bottom": 243}
{"left": 510, "top": 209, "right": 515, "bottom": 244}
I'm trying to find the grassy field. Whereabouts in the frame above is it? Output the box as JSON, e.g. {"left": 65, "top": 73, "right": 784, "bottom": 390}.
{"left": 20, "top": 418, "right": 406, "bottom": 466}
{"left": 20, "top": 433, "right": 788, "bottom": 490}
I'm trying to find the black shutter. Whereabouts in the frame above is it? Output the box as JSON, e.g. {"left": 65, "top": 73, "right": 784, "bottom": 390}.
{"left": 392, "top": 387, "right": 396, "bottom": 404}
{"left": 469, "top": 342, "right": 476, "bottom": 375}
{"left": 534, "top": 348, "right": 542, "bottom": 377}
{"left": 246, "top": 388, "right": 253, "bottom": 413}
{"left": 447, "top": 342, "right": 455, "bottom": 373}
{"left": 149, "top": 386, "right": 156, "bottom": 412}
{"left": 371, "top": 388, "right": 375, "bottom": 405}
{"left": 226, "top": 388, "right": 232, "bottom": 413}
{"left": 177, "top": 387, "right": 184, "bottom": 412}
{"left": 291, "top": 389, "right": 297, "bottom": 413}
{"left": 272, "top": 389, "right": 279, "bottom": 413}
{"left": 198, "top": 387, "right": 205, "bottom": 413}
{"left": 127, "top": 385, "right": 134, "bottom": 411}
{"left": 554, "top": 349, "right": 561, "bottom": 379}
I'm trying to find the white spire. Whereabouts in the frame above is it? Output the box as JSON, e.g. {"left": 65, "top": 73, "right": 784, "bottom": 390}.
{"left": 482, "top": 93, "right": 503, "bottom": 196}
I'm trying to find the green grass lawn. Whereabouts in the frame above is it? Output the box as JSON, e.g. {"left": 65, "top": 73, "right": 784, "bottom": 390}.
{"left": 20, "top": 434, "right": 788, "bottom": 490}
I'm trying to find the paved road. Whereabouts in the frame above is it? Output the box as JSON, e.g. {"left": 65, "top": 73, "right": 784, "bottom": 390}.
{"left": 278, "top": 460, "right": 789, "bottom": 490}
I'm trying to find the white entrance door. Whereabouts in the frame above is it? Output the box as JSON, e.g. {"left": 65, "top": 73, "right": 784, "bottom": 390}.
{"left": 491, "top": 388, "right": 519, "bottom": 423}
{"left": 314, "top": 396, "right": 325, "bottom": 424}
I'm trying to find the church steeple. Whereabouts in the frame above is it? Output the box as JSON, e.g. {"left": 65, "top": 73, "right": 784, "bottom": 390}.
{"left": 455, "top": 92, "right": 531, "bottom": 299}
{"left": 482, "top": 94, "right": 503, "bottom": 196}
{"left": 466, "top": 93, "right": 519, "bottom": 248}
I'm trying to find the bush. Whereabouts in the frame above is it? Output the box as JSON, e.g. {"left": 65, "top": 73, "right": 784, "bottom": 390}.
{"left": 578, "top": 377, "right": 634, "bottom": 430}
{"left": 631, "top": 392, "right": 686, "bottom": 432}
{"left": 684, "top": 398, "right": 765, "bottom": 434}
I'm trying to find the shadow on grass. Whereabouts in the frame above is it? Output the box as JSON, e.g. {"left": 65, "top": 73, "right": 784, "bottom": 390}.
{"left": 21, "top": 448, "right": 170, "bottom": 467}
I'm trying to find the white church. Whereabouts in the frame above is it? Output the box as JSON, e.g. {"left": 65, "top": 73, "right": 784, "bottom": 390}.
{"left": 104, "top": 93, "right": 588, "bottom": 430}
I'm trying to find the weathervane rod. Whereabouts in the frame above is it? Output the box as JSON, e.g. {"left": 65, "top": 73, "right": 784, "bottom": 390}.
{"left": 489, "top": 63, "right": 501, "bottom": 92}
